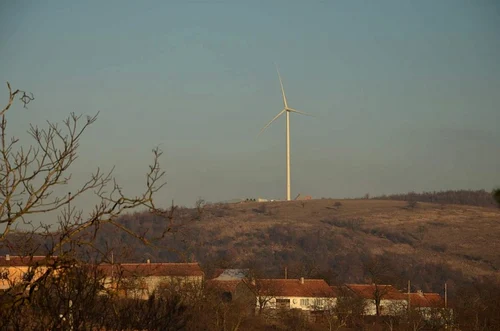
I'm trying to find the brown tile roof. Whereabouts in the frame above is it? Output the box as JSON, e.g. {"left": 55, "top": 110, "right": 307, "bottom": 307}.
{"left": 345, "top": 284, "right": 406, "bottom": 300}
{"left": 0, "top": 255, "right": 55, "bottom": 267}
{"left": 249, "top": 279, "right": 334, "bottom": 298}
{"left": 409, "top": 292, "right": 444, "bottom": 308}
{"left": 98, "top": 263, "right": 204, "bottom": 278}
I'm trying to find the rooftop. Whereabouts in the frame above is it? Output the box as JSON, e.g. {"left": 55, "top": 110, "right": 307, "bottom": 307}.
{"left": 409, "top": 292, "right": 444, "bottom": 308}
{"left": 98, "top": 262, "right": 204, "bottom": 278}
{"left": 212, "top": 268, "right": 249, "bottom": 280}
{"left": 0, "top": 255, "right": 55, "bottom": 267}
{"left": 249, "top": 278, "right": 334, "bottom": 298}
{"left": 345, "top": 284, "right": 406, "bottom": 300}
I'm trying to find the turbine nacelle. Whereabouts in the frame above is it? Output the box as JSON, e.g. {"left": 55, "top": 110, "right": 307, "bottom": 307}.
{"left": 259, "top": 67, "right": 313, "bottom": 136}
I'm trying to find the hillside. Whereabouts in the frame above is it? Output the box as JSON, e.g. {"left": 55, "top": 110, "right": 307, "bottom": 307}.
{"left": 105, "top": 199, "right": 500, "bottom": 296}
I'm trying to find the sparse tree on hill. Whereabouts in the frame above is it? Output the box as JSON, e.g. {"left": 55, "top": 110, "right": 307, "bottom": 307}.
{"left": 493, "top": 188, "right": 500, "bottom": 208}
{"left": 195, "top": 198, "right": 206, "bottom": 221}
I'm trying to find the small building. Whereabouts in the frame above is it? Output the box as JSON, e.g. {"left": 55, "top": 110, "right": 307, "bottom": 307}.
{"left": 0, "top": 255, "right": 56, "bottom": 290}
{"left": 206, "top": 269, "right": 251, "bottom": 302}
{"left": 248, "top": 278, "right": 336, "bottom": 313}
{"left": 99, "top": 262, "right": 204, "bottom": 299}
{"left": 345, "top": 284, "right": 407, "bottom": 316}
{"left": 294, "top": 194, "right": 312, "bottom": 201}
{"left": 409, "top": 291, "right": 451, "bottom": 322}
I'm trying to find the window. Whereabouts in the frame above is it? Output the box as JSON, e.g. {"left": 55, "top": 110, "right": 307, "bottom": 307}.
{"left": 276, "top": 298, "right": 290, "bottom": 309}
{"left": 300, "top": 298, "right": 310, "bottom": 306}
{"left": 0, "top": 270, "right": 8, "bottom": 280}
{"left": 313, "top": 298, "right": 324, "bottom": 307}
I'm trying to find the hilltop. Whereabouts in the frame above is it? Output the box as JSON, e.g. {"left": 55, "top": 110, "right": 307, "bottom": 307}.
{"left": 5, "top": 195, "right": 498, "bottom": 297}
{"left": 105, "top": 198, "right": 500, "bottom": 296}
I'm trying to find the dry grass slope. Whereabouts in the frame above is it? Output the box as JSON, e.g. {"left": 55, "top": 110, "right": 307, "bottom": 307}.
{"left": 197, "top": 199, "right": 500, "bottom": 280}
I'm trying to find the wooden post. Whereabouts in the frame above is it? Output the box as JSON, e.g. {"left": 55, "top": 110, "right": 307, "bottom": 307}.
{"left": 444, "top": 282, "right": 448, "bottom": 308}
{"left": 408, "top": 280, "right": 411, "bottom": 312}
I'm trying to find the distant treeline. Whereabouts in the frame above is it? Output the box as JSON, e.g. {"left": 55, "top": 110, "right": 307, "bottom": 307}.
{"left": 372, "top": 189, "right": 497, "bottom": 208}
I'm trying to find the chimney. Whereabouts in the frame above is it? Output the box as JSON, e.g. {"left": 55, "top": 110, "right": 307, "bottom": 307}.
{"left": 146, "top": 259, "right": 151, "bottom": 264}
{"left": 5, "top": 254, "right": 9, "bottom": 261}
{"left": 300, "top": 277, "right": 304, "bottom": 284}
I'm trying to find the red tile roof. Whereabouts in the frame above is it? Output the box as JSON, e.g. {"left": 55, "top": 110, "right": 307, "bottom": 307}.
{"left": 98, "top": 263, "right": 204, "bottom": 278}
{"left": 346, "top": 284, "right": 406, "bottom": 300}
{"left": 248, "top": 279, "right": 334, "bottom": 298}
{"left": 0, "top": 255, "right": 55, "bottom": 267}
{"left": 409, "top": 292, "right": 444, "bottom": 308}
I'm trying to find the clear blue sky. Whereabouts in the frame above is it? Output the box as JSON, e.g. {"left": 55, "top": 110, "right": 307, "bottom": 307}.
{"left": 1, "top": 1, "right": 499, "bottom": 216}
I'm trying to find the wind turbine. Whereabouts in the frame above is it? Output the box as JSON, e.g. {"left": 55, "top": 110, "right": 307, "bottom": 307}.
{"left": 259, "top": 67, "right": 312, "bottom": 201}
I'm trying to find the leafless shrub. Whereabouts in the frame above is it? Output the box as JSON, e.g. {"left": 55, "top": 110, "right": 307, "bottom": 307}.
{"left": 429, "top": 243, "right": 447, "bottom": 253}
{"left": 427, "top": 220, "right": 447, "bottom": 227}
{"left": 322, "top": 218, "right": 363, "bottom": 231}
{"left": 195, "top": 198, "right": 206, "bottom": 221}
{"left": 406, "top": 199, "right": 419, "bottom": 210}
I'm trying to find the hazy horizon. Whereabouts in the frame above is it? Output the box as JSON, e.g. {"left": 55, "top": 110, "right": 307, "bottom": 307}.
{"left": 1, "top": 1, "right": 499, "bottom": 224}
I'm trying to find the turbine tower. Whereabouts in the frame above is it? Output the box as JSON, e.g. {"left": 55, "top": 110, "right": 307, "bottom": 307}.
{"left": 259, "top": 67, "right": 312, "bottom": 201}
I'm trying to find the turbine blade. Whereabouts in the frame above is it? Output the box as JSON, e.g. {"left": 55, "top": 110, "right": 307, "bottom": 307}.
{"left": 276, "top": 66, "right": 288, "bottom": 108}
{"left": 287, "top": 108, "right": 314, "bottom": 117}
{"left": 258, "top": 109, "right": 286, "bottom": 136}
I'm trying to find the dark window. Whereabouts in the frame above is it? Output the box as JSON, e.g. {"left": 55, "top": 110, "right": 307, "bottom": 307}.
{"left": 0, "top": 270, "right": 8, "bottom": 280}
{"left": 222, "top": 291, "right": 232, "bottom": 302}
{"left": 276, "top": 298, "right": 290, "bottom": 309}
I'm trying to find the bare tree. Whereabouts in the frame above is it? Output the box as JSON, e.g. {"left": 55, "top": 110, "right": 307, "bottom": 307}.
{"left": 242, "top": 266, "right": 285, "bottom": 316}
{"left": 0, "top": 82, "right": 170, "bottom": 327}
{"left": 1, "top": 82, "right": 166, "bottom": 241}
{"left": 333, "top": 287, "right": 366, "bottom": 329}
{"left": 362, "top": 256, "right": 397, "bottom": 317}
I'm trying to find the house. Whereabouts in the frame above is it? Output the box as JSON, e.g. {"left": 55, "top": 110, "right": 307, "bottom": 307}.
{"left": 294, "top": 194, "right": 312, "bottom": 201}
{"left": 409, "top": 291, "right": 443, "bottom": 310}
{"left": 98, "top": 262, "right": 204, "bottom": 299}
{"left": 409, "top": 291, "right": 451, "bottom": 322}
{"left": 248, "top": 277, "right": 336, "bottom": 313}
{"left": 345, "top": 284, "right": 407, "bottom": 316}
{"left": 206, "top": 269, "right": 252, "bottom": 302}
{"left": 0, "top": 255, "right": 56, "bottom": 290}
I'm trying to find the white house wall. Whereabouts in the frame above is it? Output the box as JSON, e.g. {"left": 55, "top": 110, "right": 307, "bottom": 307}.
{"left": 364, "top": 299, "right": 407, "bottom": 316}
{"left": 259, "top": 296, "right": 336, "bottom": 311}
